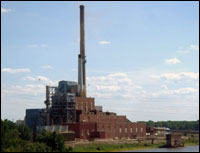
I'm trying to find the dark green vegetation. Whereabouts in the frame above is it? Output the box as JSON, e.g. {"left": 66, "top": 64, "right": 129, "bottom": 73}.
{"left": 140, "top": 120, "right": 199, "bottom": 130}
{"left": 1, "top": 119, "right": 71, "bottom": 152}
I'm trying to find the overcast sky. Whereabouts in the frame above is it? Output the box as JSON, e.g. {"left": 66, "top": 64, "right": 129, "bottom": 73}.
{"left": 1, "top": 1, "right": 199, "bottom": 122}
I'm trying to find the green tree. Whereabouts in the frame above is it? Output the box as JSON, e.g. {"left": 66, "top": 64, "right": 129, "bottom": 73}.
{"left": 23, "top": 142, "right": 51, "bottom": 152}
{"left": 1, "top": 120, "right": 20, "bottom": 152}
{"left": 143, "top": 120, "right": 199, "bottom": 131}
{"left": 18, "top": 124, "right": 32, "bottom": 141}
{"left": 36, "top": 130, "right": 66, "bottom": 152}
{"left": 1, "top": 119, "right": 58, "bottom": 152}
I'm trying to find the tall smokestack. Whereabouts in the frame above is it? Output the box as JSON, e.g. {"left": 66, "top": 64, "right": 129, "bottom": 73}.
{"left": 78, "top": 5, "right": 86, "bottom": 97}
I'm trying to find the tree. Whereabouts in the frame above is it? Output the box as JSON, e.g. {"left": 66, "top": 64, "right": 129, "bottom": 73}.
{"left": 18, "top": 124, "right": 32, "bottom": 141}
{"left": 23, "top": 142, "right": 51, "bottom": 152}
{"left": 36, "top": 130, "right": 66, "bottom": 152}
{"left": 1, "top": 119, "right": 69, "bottom": 152}
{"left": 144, "top": 120, "right": 199, "bottom": 131}
{"left": 1, "top": 120, "right": 20, "bottom": 152}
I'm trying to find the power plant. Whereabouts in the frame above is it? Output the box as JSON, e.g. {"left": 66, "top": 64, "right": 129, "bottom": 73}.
{"left": 25, "top": 5, "right": 146, "bottom": 140}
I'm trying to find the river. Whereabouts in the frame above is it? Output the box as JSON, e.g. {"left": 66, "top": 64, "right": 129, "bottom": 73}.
{"left": 124, "top": 145, "right": 199, "bottom": 152}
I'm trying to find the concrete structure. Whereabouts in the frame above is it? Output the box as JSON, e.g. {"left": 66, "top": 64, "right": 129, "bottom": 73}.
{"left": 36, "top": 125, "right": 69, "bottom": 133}
{"left": 25, "top": 5, "right": 146, "bottom": 140}
{"left": 146, "top": 126, "right": 170, "bottom": 137}
{"left": 16, "top": 119, "right": 25, "bottom": 126}
{"left": 25, "top": 109, "right": 46, "bottom": 131}
{"left": 166, "top": 134, "right": 184, "bottom": 147}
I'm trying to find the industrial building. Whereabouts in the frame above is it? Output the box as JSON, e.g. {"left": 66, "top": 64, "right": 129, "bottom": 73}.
{"left": 146, "top": 127, "right": 170, "bottom": 137}
{"left": 25, "top": 5, "right": 146, "bottom": 140}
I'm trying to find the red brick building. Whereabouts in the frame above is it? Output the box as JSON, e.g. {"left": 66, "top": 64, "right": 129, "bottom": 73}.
{"left": 64, "top": 97, "right": 146, "bottom": 140}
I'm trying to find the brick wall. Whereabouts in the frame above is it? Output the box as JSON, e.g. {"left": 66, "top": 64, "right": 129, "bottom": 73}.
{"left": 64, "top": 122, "right": 97, "bottom": 139}
{"left": 75, "top": 97, "right": 95, "bottom": 114}
{"left": 73, "top": 96, "right": 146, "bottom": 140}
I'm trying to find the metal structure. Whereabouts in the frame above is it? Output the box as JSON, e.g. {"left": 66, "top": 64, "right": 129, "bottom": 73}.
{"left": 50, "top": 92, "right": 76, "bottom": 124}
{"left": 44, "top": 86, "right": 57, "bottom": 125}
{"left": 44, "top": 81, "right": 77, "bottom": 125}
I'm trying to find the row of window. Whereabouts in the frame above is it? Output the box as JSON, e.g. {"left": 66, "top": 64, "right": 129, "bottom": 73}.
{"left": 100, "top": 126, "right": 143, "bottom": 134}
{"left": 89, "top": 116, "right": 124, "bottom": 121}
{"left": 81, "top": 129, "right": 94, "bottom": 137}
{"left": 76, "top": 101, "right": 94, "bottom": 110}
{"left": 80, "top": 127, "right": 144, "bottom": 137}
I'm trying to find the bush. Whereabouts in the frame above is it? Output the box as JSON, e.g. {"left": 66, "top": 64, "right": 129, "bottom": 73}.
{"left": 96, "top": 146, "right": 101, "bottom": 150}
{"left": 23, "top": 143, "right": 36, "bottom": 152}
{"left": 67, "top": 146, "right": 73, "bottom": 152}
{"left": 1, "top": 119, "right": 49, "bottom": 152}
{"left": 36, "top": 130, "right": 66, "bottom": 152}
{"left": 35, "top": 142, "right": 51, "bottom": 152}
{"left": 23, "top": 142, "right": 51, "bottom": 152}
{"left": 18, "top": 124, "right": 32, "bottom": 141}
{"left": 144, "top": 143, "right": 150, "bottom": 146}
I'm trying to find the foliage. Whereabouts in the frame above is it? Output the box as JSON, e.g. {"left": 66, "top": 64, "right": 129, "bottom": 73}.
{"left": 17, "top": 124, "right": 32, "bottom": 141}
{"left": 36, "top": 130, "right": 66, "bottom": 152}
{"left": 1, "top": 119, "right": 68, "bottom": 152}
{"left": 23, "top": 142, "right": 51, "bottom": 152}
{"left": 139, "top": 120, "right": 199, "bottom": 130}
{"left": 185, "top": 136, "right": 199, "bottom": 145}
{"left": 1, "top": 119, "right": 21, "bottom": 152}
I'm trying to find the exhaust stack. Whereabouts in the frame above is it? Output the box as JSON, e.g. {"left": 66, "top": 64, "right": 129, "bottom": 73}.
{"left": 78, "top": 5, "right": 86, "bottom": 97}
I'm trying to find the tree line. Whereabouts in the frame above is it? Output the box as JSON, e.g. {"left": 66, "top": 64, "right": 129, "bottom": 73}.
{"left": 139, "top": 120, "right": 199, "bottom": 131}
{"left": 1, "top": 119, "right": 72, "bottom": 152}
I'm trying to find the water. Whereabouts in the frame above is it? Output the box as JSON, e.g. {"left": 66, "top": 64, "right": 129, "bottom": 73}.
{"left": 124, "top": 145, "right": 199, "bottom": 152}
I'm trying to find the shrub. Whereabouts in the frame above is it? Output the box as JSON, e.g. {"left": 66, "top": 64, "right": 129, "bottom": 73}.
{"left": 18, "top": 124, "right": 32, "bottom": 141}
{"left": 66, "top": 146, "right": 73, "bottom": 152}
{"left": 36, "top": 130, "right": 66, "bottom": 152}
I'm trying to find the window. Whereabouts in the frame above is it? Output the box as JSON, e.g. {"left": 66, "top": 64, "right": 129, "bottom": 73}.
{"left": 141, "top": 128, "right": 143, "bottom": 133}
{"left": 85, "top": 102, "right": 88, "bottom": 112}
{"left": 108, "top": 125, "right": 111, "bottom": 131}
{"left": 125, "top": 128, "right": 127, "bottom": 133}
{"left": 81, "top": 102, "right": 83, "bottom": 110}
{"left": 136, "top": 128, "right": 138, "bottom": 133}
{"left": 120, "top": 128, "right": 122, "bottom": 134}
{"left": 82, "top": 130, "right": 84, "bottom": 136}
{"left": 130, "top": 128, "right": 133, "bottom": 133}
{"left": 90, "top": 102, "right": 93, "bottom": 110}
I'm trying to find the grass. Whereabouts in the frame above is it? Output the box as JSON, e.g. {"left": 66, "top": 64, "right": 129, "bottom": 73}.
{"left": 66, "top": 136, "right": 199, "bottom": 152}
{"left": 65, "top": 135, "right": 199, "bottom": 152}
{"left": 67, "top": 142, "right": 166, "bottom": 152}
{"left": 184, "top": 136, "right": 199, "bottom": 146}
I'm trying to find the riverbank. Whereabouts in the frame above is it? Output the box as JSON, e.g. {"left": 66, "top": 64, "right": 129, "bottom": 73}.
{"left": 66, "top": 139, "right": 199, "bottom": 152}
{"left": 67, "top": 142, "right": 166, "bottom": 152}
{"left": 123, "top": 145, "right": 199, "bottom": 152}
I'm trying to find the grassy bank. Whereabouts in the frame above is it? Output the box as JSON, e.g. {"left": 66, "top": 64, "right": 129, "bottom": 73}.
{"left": 67, "top": 142, "right": 166, "bottom": 152}
{"left": 67, "top": 136, "right": 199, "bottom": 152}
{"left": 184, "top": 136, "right": 199, "bottom": 146}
